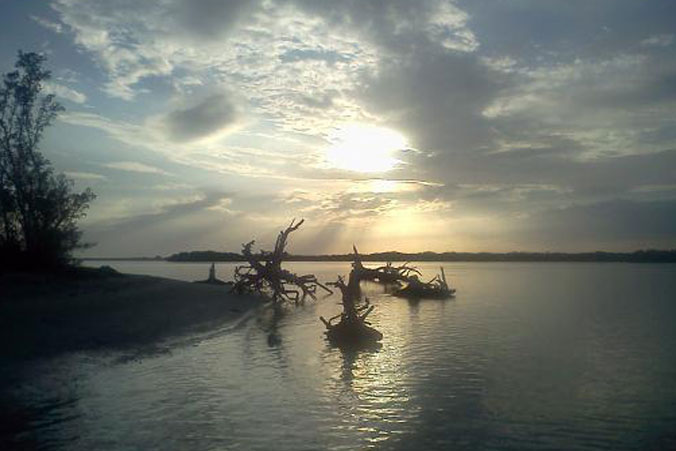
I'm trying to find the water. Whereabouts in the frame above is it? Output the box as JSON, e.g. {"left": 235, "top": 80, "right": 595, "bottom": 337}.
{"left": 4, "top": 262, "right": 676, "bottom": 450}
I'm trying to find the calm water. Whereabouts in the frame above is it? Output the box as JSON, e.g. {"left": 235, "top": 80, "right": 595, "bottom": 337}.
{"left": 4, "top": 261, "right": 676, "bottom": 450}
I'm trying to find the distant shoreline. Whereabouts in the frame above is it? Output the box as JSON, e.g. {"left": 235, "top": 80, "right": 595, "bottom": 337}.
{"left": 84, "top": 249, "right": 676, "bottom": 263}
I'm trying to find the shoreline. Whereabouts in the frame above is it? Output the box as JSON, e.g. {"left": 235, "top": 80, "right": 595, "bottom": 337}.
{"left": 0, "top": 269, "right": 263, "bottom": 361}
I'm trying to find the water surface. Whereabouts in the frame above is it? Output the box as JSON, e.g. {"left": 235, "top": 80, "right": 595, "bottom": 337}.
{"left": 4, "top": 262, "right": 676, "bottom": 450}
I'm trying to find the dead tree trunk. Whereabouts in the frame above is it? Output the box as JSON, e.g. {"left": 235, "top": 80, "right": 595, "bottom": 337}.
{"left": 232, "top": 219, "right": 332, "bottom": 303}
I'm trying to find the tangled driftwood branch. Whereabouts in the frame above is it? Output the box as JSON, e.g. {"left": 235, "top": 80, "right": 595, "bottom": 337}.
{"left": 393, "top": 266, "right": 456, "bottom": 299}
{"left": 351, "top": 245, "right": 455, "bottom": 299}
{"left": 232, "top": 219, "right": 332, "bottom": 303}
{"left": 351, "top": 245, "right": 422, "bottom": 285}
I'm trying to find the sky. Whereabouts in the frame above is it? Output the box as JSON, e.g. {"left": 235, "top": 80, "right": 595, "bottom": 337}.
{"left": 1, "top": 0, "right": 675, "bottom": 256}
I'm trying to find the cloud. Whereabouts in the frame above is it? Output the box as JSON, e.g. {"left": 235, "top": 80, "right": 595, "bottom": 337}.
{"left": 51, "top": 0, "right": 186, "bottom": 99}
{"left": 58, "top": 112, "right": 153, "bottom": 151}
{"left": 92, "top": 192, "right": 228, "bottom": 230}
{"left": 64, "top": 171, "right": 106, "bottom": 180}
{"left": 103, "top": 161, "right": 169, "bottom": 175}
{"left": 360, "top": 49, "right": 506, "bottom": 154}
{"left": 43, "top": 81, "right": 87, "bottom": 103}
{"left": 294, "top": 0, "right": 477, "bottom": 54}
{"left": 162, "top": 94, "right": 239, "bottom": 142}
{"left": 477, "top": 52, "right": 676, "bottom": 170}
{"left": 49, "top": 0, "right": 379, "bottom": 140}
{"left": 302, "top": 191, "right": 398, "bottom": 222}
{"left": 520, "top": 199, "right": 676, "bottom": 250}
{"left": 82, "top": 191, "right": 234, "bottom": 255}
{"left": 171, "top": 0, "right": 257, "bottom": 41}
{"left": 460, "top": 1, "right": 676, "bottom": 60}
{"left": 279, "top": 49, "right": 352, "bottom": 65}
{"left": 57, "top": 111, "right": 312, "bottom": 179}
{"left": 31, "top": 15, "right": 63, "bottom": 33}
{"left": 642, "top": 34, "right": 674, "bottom": 48}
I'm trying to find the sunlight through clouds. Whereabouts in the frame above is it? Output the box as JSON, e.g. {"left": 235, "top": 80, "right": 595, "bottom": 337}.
{"left": 4, "top": 0, "right": 675, "bottom": 255}
{"left": 325, "top": 124, "right": 407, "bottom": 173}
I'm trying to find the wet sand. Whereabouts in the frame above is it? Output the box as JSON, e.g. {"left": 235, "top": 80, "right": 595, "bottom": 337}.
{"left": 0, "top": 269, "right": 262, "bottom": 360}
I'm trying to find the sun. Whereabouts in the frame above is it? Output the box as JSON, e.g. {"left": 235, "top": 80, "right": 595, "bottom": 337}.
{"left": 325, "top": 124, "right": 407, "bottom": 173}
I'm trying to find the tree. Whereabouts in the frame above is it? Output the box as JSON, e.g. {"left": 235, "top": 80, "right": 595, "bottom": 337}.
{"left": 0, "top": 51, "right": 95, "bottom": 270}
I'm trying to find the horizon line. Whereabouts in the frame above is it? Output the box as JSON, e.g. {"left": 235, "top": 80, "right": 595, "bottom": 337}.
{"left": 82, "top": 248, "right": 676, "bottom": 262}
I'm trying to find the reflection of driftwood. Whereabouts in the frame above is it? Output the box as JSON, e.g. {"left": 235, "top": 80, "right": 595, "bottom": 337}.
{"left": 320, "top": 272, "right": 383, "bottom": 347}
{"left": 257, "top": 304, "right": 284, "bottom": 347}
{"left": 232, "top": 219, "right": 332, "bottom": 303}
{"left": 351, "top": 246, "right": 421, "bottom": 285}
{"left": 393, "top": 266, "right": 456, "bottom": 299}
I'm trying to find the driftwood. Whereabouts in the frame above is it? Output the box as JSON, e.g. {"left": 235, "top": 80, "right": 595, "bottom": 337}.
{"left": 393, "top": 266, "right": 456, "bottom": 299}
{"left": 194, "top": 262, "right": 230, "bottom": 285}
{"left": 351, "top": 245, "right": 421, "bottom": 285}
{"left": 351, "top": 245, "right": 455, "bottom": 299}
{"left": 232, "top": 219, "right": 332, "bottom": 303}
{"left": 320, "top": 271, "right": 383, "bottom": 347}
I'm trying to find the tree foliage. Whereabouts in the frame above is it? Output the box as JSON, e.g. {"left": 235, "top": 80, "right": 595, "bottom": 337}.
{"left": 0, "top": 51, "right": 95, "bottom": 270}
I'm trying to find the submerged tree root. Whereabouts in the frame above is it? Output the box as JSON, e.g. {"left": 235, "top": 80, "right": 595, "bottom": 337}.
{"left": 320, "top": 272, "right": 383, "bottom": 348}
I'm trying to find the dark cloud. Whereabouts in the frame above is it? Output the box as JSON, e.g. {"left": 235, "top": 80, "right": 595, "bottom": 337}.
{"left": 638, "top": 125, "right": 676, "bottom": 146}
{"left": 459, "top": 0, "right": 676, "bottom": 61}
{"left": 294, "top": 0, "right": 436, "bottom": 40}
{"left": 415, "top": 148, "right": 676, "bottom": 199}
{"left": 360, "top": 49, "right": 507, "bottom": 152}
{"left": 575, "top": 70, "right": 676, "bottom": 110}
{"left": 523, "top": 199, "right": 676, "bottom": 249}
{"left": 170, "top": 0, "right": 260, "bottom": 42}
{"left": 163, "top": 94, "right": 238, "bottom": 142}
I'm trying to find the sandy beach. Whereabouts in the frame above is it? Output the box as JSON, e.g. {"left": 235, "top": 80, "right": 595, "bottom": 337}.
{"left": 0, "top": 268, "right": 263, "bottom": 360}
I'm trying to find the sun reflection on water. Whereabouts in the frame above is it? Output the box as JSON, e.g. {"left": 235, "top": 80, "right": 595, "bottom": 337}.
{"left": 319, "top": 292, "right": 425, "bottom": 447}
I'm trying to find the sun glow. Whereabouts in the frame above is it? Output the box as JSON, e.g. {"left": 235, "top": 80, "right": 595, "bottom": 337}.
{"left": 325, "top": 124, "right": 407, "bottom": 173}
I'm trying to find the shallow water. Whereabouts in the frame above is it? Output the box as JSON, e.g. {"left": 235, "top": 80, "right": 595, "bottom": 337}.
{"left": 4, "top": 262, "right": 676, "bottom": 450}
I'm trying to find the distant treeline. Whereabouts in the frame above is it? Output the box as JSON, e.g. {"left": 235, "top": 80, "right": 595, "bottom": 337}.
{"left": 166, "top": 249, "right": 676, "bottom": 263}
{"left": 82, "top": 256, "right": 164, "bottom": 262}
{"left": 167, "top": 251, "right": 248, "bottom": 262}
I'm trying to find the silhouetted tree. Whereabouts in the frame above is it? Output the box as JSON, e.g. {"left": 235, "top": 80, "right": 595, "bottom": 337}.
{"left": 0, "top": 51, "right": 95, "bottom": 270}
